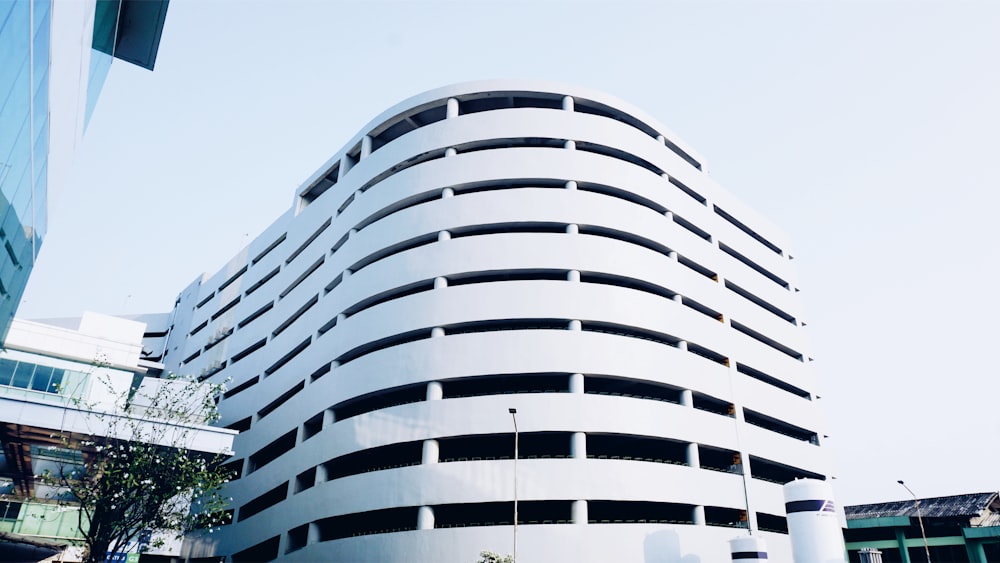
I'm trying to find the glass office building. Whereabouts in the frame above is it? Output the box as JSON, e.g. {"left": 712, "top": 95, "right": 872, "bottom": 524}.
{"left": 0, "top": 0, "right": 169, "bottom": 344}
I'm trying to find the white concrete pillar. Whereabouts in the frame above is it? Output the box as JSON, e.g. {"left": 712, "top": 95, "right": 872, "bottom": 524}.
{"left": 342, "top": 269, "right": 352, "bottom": 280}
{"left": 562, "top": 95, "right": 575, "bottom": 111}
{"left": 441, "top": 187, "right": 454, "bottom": 198}
{"left": 426, "top": 381, "right": 443, "bottom": 401}
{"left": 572, "top": 500, "right": 588, "bottom": 524}
{"left": 315, "top": 462, "right": 328, "bottom": 483}
{"left": 431, "top": 327, "right": 445, "bottom": 338}
{"left": 571, "top": 432, "right": 587, "bottom": 459}
{"left": 656, "top": 134, "right": 666, "bottom": 145}
{"left": 438, "top": 230, "right": 451, "bottom": 242}
{"left": 417, "top": 505, "right": 435, "bottom": 529}
{"left": 568, "top": 320, "right": 582, "bottom": 331}
{"left": 686, "top": 442, "right": 700, "bottom": 468}
{"left": 336, "top": 313, "right": 347, "bottom": 325}
{"left": 677, "top": 340, "right": 688, "bottom": 351}
{"left": 672, "top": 293, "right": 682, "bottom": 303}
{"left": 668, "top": 250, "right": 678, "bottom": 261}
{"left": 445, "top": 147, "right": 457, "bottom": 157}
{"left": 569, "top": 373, "right": 584, "bottom": 394}
{"left": 680, "top": 389, "right": 693, "bottom": 408}
{"left": 307, "top": 522, "right": 320, "bottom": 546}
{"left": 323, "top": 408, "right": 336, "bottom": 427}
{"left": 338, "top": 155, "right": 351, "bottom": 180}
{"left": 565, "top": 180, "right": 577, "bottom": 190}
{"left": 665, "top": 210, "right": 674, "bottom": 221}
{"left": 434, "top": 276, "right": 448, "bottom": 289}
{"left": 692, "top": 505, "right": 706, "bottom": 526}
{"left": 564, "top": 140, "right": 576, "bottom": 150}
{"left": 567, "top": 270, "right": 580, "bottom": 282}
{"left": 348, "top": 228, "right": 358, "bottom": 238}
{"left": 360, "top": 135, "right": 372, "bottom": 159}
{"left": 566, "top": 223, "right": 579, "bottom": 235}
{"left": 422, "top": 439, "right": 440, "bottom": 464}
{"left": 446, "top": 97, "right": 459, "bottom": 118}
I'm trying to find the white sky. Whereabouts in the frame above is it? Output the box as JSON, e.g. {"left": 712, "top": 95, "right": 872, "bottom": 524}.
{"left": 21, "top": 0, "right": 1000, "bottom": 506}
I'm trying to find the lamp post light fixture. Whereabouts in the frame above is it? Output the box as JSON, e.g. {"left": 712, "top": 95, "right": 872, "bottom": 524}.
{"left": 509, "top": 407, "right": 518, "bottom": 563}
{"left": 897, "top": 480, "right": 931, "bottom": 563}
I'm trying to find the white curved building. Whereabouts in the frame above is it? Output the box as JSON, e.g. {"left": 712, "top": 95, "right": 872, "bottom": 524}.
{"left": 165, "top": 80, "right": 834, "bottom": 563}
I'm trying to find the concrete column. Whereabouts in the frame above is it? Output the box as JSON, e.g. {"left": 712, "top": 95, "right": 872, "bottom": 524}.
{"left": 338, "top": 155, "right": 351, "bottom": 180}
{"left": 668, "top": 250, "right": 678, "bottom": 261}
{"left": 315, "top": 462, "right": 328, "bottom": 484}
{"left": 323, "top": 408, "right": 336, "bottom": 428}
{"left": 565, "top": 180, "right": 577, "bottom": 190}
{"left": 434, "top": 276, "right": 448, "bottom": 289}
{"left": 894, "top": 528, "right": 913, "bottom": 563}
{"left": 564, "top": 140, "right": 576, "bottom": 150}
{"left": 422, "top": 439, "right": 440, "bottom": 464}
{"left": 431, "top": 327, "right": 445, "bottom": 338}
{"left": 568, "top": 320, "right": 582, "bottom": 331}
{"left": 307, "top": 522, "right": 320, "bottom": 546}
{"left": 445, "top": 147, "right": 457, "bottom": 157}
{"left": 572, "top": 500, "right": 588, "bottom": 524}
{"left": 967, "top": 540, "right": 988, "bottom": 563}
{"left": 566, "top": 223, "right": 579, "bottom": 234}
{"left": 348, "top": 228, "right": 358, "bottom": 238}
{"left": 656, "top": 134, "right": 666, "bottom": 145}
{"left": 336, "top": 313, "right": 347, "bottom": 325}
{"left": 664, "top": 210, "right": 674, "bottom": 221}
{"left": 571, "top": 432, "right": 587, "bottom": 459}
{"left": 426, "top": 381, "right": 443, "bottom": 401}
{"left": 679, "top": 389, "right": 693, "bottom": 407}
{"left": 562, "top": 95, "right": 574, "bottom": 111}
{"left": 672, "top": 293, "right": 682, "bottom": 303}
{"left": 567, "top": 270, "right": 580, "bottom": 282}
{"left": 438, "top": 230, "right": 451, "bottom": 242}
{"left": 446, "top": 97, "right": 459, "bottom": 118}
{"left": 342, "top": 269, "right": 352, "bottom": 280}
{"left": 417, "top": 505, "right": 435, "bottom": 529}
{"left": 277, "top": 530, "right": 289, "bottom": 557}
{"left": 360, "top": 135, "right": 372, "bottom": 159}
{"left": 569, "top": 373, "right": 584, "bottom": 394}
{"left": 677, "top": 340, "right": 688, "bottom": 351}
{"left": 442, "top": 187, "right": 454, "bottom": 198}
{"left": 692, "top": 505, "right": 705, "bottom": 526}
{"left": 686, "top": 442, "right": 700, "bottom": 468}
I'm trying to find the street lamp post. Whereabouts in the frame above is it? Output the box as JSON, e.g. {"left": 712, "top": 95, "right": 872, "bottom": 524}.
{"left": 509, "top": 408, "right": 518, "bottom": 563}
{"left": 897, "top": 480, "right": 931, "bottom": 563}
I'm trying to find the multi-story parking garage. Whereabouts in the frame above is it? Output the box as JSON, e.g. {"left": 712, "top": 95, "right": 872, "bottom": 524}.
{"left": 165, "top": 80, "right": 834, "bottom": 562}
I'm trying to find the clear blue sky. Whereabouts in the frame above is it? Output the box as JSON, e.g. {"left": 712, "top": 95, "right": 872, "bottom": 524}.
{"left": 22, "top": 0, "right": 1000, "bottom": 505}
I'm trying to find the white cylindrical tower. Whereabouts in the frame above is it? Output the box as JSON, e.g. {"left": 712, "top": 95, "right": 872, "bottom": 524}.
{"left": 783, "top": 479, "right": 846, "bottom": 563}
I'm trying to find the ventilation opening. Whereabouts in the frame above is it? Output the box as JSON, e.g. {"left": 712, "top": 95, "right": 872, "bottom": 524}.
{"left": 247, "top": 430, "right": 297, "bottom": 474}
{"left": 448, "top": 269, "right": 567, "bottom": 287}
{"left": 447, "top": 318, "right": 568, "bottom": 335}
{"left": 332, "top": 382, "right": 426, "bottom": 421}
{"left": 692, "top": 392, "right": 734, "bottom": 417}
{"left": 584, "top": 376, "right": 681, "bottom": 404}
{"left": 719, "top": 242, "right": 789, "bottom": 289}
{"left": 333, "top": 328, "right": 430, "bottom": 365}
{"left": 698, "top": 445, "right": 742, "bottom": 474}
{"left": 756, "top": 512, "right": 789, "bottom": 534}
{"left": 294, "top": 466, "right": 317, "bottom": 494}
{"left": 725, "top": 280, "right": 796, "bottom": 324}
{"left": 323, "top": 441, "right": 423, "bottom": 481}
{"left": 220, "top": 458, "right": 243, "bottom": 481}
{"left": 225, "top": 416, "right": 252, "bottom": 433}
{"left": 705, "top": 506, "right": 748, "bottom": 529}
{"left": 238, "top": 483, "right": 287, "bottom": 522}
{"left": 587, "top": 433, "right": 688, "bottom": 465}
{"left": 441, "top": 373, "right": 570, "bottom": 398}
{"left": 580, "top": 272, "right": 677, "bottom": 302}
{"left": 714, "top": 205, "right": 783, "bottom": 255}
{"left": 344, "top": 280, "right": 435, "bottom": 318}
{"left": 743, "top": 408, "right": 819, "bottom": 444}
{"left": 736, "top": 362, "right": 810, "bottom": 400}
{"left": 245, "top": 266, "right": 280, "bottom": 297}
{"left": 749, "top": 455, "right": 825, "bottom": 485}
{"left": 316, "top": 507, "right": 419, "bottom": 541}
{"left": 257, "top": 381, "right": 305, "bottom": 419}
{"left": 588, "top": 500, "right": 694, "bottom": 525}
{"left": 438, "top": 432, "right": 571, "bottom": 462}
{"left": 224, "top": 376, "right": 259, "bottom": 400}
{"left": 302, "top": 412, "right": 323, "bottom": 441}
{"left": 286, "top": 523, "right": 309, "bottom": 553}
{"left": 435, "top": 500, "right": 572, "bottom": 527}
{"left": 231, "top": 535, "right": 280, "bottom": 562}
{"left": 730, "top": 320, "right": 802, "bottom": 360}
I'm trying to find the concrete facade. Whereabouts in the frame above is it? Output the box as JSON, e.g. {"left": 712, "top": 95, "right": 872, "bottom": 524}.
{"left": 166, "top": 81, "right": 834, "bottom": 562}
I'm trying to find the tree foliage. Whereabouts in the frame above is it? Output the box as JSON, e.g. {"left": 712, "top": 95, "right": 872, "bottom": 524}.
{"left": 42, "top": 371, "right": 233, "bottom": 563}
{"left": 475, "top": 551, "right": 514, "bottom": 563}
